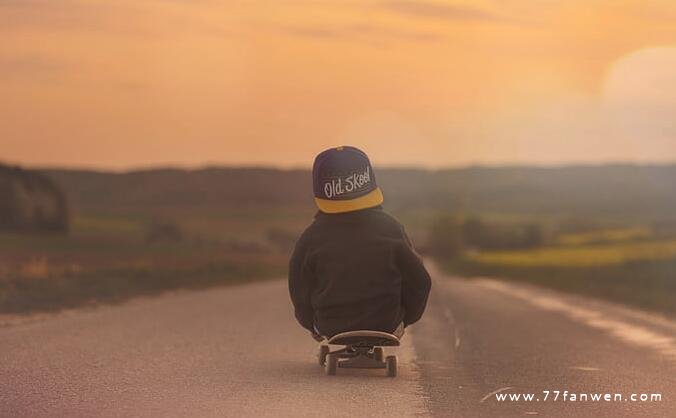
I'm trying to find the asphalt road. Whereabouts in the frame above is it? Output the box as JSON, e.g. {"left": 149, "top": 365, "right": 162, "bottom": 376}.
{"left": 1, "top": 262, "right": 674, "bottom": 417}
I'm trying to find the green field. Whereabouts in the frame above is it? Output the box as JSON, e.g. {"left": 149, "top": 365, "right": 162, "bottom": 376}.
{"left": 444, "top": 227, "right": 676, "bottom": 315}
{"left": 0, "top": 209, "right": 305, "bottom": 314}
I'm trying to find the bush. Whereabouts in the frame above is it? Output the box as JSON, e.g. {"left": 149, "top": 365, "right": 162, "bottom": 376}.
{"left": 428, "top": 215, "right": 464, "bottom": 258}
{"left": 429, "top": 214, "right": 544, "bottom": 256}
{"left": 462, "top": 216, "right": 543, "bottom": 250}
{"left": 0, "top": 164, "right": 69, "bottom": 234}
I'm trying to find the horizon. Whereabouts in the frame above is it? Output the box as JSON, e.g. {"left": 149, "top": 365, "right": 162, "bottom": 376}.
{"left": 6, "top": 159, "right": 676, "bottom": 174}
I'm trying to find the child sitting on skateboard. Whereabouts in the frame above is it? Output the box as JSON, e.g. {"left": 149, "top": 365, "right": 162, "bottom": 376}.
{"left": 288, "top": 146, "right": 431, "bottom": 340}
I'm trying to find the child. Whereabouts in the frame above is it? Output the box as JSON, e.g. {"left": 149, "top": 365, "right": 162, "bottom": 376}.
{"left": 289, "top": 146, "right": 431, "bottom": 340}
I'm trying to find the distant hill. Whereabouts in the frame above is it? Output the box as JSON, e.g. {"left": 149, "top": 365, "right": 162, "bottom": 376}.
{"left": 0, "top": 164, "right": 69, "bottom": 233}
{"left": 44, "top": 168, "right": 312, "bottom": 209}
{"left": 43, "top": 164, "right": 676, "bottom": 221}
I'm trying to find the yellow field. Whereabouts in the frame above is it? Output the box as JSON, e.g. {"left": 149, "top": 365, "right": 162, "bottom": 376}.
{"left": 468, "top": 239, "right": 676, "bottom": 267}
{"left": 556, "top": 227, "right": 652, "bottom": 246}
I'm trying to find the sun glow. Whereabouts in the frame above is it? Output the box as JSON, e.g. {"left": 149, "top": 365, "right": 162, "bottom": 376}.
{"left": 603, "top": 47, "right": 676, "bottom": 142}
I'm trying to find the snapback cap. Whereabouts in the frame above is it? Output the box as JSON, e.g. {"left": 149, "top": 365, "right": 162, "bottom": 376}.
{"left": 312, "top": 146, "right": 384, "bottom": 214}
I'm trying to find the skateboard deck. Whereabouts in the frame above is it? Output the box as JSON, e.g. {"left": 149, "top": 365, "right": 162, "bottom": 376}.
{"left": 327, "top": 330, "right": 400, "bottom": 347}
{"left": 320, "top": 330, "right": 400, "bottom": 377}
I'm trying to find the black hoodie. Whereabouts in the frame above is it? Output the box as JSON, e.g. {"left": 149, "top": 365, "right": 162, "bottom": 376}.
{"left": 288, "top": 206, "right": 431, "bottom": 337}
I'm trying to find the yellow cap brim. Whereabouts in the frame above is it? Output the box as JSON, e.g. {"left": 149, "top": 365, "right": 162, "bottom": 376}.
{"left": 314, "top": 187, "right": 384, "bottom": 214}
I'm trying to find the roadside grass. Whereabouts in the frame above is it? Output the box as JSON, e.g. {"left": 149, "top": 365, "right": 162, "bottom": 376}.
{"left": 0, "top": 209, "right": 300, "bottom": 315}
{"left": 443, "top": 238, "right": 676, "bottom": 315}
{"left": 0, "top": 254, "right": 286, "bottom": 314}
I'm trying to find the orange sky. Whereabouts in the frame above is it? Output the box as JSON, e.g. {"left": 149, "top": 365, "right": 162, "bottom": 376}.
{"left": 2, "top": 0, "right": 675, "bottom": 169}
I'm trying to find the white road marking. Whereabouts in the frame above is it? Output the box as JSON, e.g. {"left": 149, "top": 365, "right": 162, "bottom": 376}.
{"left": 479, "top": 386, "right": 514, "bottom": 403}
{"left": 477, "top": 280, "right": 676, "bottom": 364}
{"left": 443, "top": 307, "right": 453, "bottom": 320}
{"left": 442, "top": 306, "right": 462, "bottom": 349}
{"left": 570, "top": 366, "right": 600, "bottom": 371}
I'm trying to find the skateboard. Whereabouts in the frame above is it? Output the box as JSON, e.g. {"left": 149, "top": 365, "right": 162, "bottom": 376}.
{"left": 318, "top": 330, "right": 400, "bottom": 377}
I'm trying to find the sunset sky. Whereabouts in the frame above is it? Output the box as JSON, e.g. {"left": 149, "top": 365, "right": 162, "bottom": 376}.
{"left": 2, "top": 0, "right": 675, "bottom": 169}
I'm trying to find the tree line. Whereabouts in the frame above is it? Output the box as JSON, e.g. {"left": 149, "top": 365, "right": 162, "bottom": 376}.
{"left": 0, "top": 164, "right": 69, "bottom": 234}
{"left": 428, "top": 215, "right": 543, "bottom": 257}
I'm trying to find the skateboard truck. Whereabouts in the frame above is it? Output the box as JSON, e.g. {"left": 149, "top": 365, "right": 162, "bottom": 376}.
{"left": 318, "top": 330, "right": 400, "bottom": 377}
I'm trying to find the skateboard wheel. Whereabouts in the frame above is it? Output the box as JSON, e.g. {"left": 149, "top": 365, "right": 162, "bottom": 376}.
{"left": 374, "top": 347, "right": 384, "bottom": 362}
{"left": 325, "top": 354, "right": 338, "bottom": 375}
{"left": 319, "top": 344, "right": 330, "bottom": 366}
{"left": 385, "top": 355, "right": 397, "bottom": 377}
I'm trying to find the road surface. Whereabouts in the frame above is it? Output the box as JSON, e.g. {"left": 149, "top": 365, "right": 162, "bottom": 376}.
{"left": 1, "top": 262, "right": 674, "bottom": 417}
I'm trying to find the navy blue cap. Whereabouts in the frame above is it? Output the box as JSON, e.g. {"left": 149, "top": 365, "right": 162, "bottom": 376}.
{"left": 312, "top": 146, "right": 384, "bottom": 213}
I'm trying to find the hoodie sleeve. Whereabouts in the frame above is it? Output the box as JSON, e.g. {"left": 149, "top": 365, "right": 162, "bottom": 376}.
{"left": 397, "top": 226, "right": 432, "bottom": 326}
{"left": 288, "top": 228, "right": 316, "bottom": 332}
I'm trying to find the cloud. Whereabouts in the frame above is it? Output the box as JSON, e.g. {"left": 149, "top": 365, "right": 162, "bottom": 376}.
{"left": 0, "top": 0, "right": 120, "bottom": 32}
{"left": 279, "top": 23, "right": 442, "bottom": 44}
{"left": 0, "top": 0, "right": 53, "bottom": 8}
{"left": 379, "top": 0, "right": 518, "bottom": 24}
{"left": 0, "top": 0, "right": 239, "bottom": 39}
{"left": 0, "top": 54, "right": 61, "bottom": 78}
